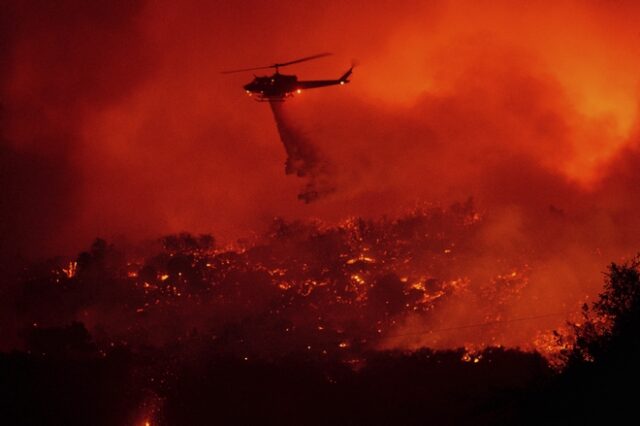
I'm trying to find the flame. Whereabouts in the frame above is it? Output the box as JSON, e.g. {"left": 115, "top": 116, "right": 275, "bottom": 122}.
{"left": 62, "top": 261, "right": 77, "bottom": 279}
{"left": 346, "top": 255, "right": 376, "bottom": 265}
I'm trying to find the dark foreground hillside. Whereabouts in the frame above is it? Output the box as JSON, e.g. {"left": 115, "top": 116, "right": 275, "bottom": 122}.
{"left": 3, "top": 341, "right": 552, "bottom": 425}
{"left": 2, "top": 236, "right": 639, "bottom": 424}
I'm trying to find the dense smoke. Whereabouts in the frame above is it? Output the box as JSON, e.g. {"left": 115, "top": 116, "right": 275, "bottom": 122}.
{"left": 0, "top": 0, "right": 152, "bottom": 257}
{"left": 2, "top": 0, "right": 639, "bottom": 251}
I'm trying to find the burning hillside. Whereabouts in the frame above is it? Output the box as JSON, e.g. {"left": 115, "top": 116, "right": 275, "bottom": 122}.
{"left": 4, "top": 201, "right": 584, "bottom": 360}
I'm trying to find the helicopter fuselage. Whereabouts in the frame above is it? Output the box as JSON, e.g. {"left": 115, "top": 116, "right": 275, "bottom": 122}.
{"left": 244, "top": 73, "right": 298, "bottom": 100}
{"left": 243, "top": 68, "right": 352, "bottom": 101}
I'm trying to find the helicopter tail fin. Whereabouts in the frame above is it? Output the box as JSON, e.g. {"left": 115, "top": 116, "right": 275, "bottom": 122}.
{"left": 339, "top": 67, "right": 353, "bottom": 83}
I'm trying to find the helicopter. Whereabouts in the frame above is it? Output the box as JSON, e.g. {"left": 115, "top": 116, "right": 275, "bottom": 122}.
{"left": 222, "top": 53, "right": 352, "bottom": 101}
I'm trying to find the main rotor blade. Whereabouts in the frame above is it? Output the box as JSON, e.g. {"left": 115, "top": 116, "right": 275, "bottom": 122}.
{"left": 221, "top": 52, "right": 332, "bottom": 74}
{"left": 274, "top": 52, "right": 332, "bottom": 67}
{"left": 221, "top": 65, "right": 274, "bottom": 74}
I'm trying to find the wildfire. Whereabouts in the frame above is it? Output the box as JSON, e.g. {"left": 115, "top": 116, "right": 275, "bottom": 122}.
{"left": 12, "top": 203, "right": 576, "bottom": 364}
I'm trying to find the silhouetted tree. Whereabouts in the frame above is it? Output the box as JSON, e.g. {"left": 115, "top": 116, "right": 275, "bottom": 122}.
{"left": 161, "top": 232, "right": 215, "bottom": 253}
{"left": 568, "top": 255, "right": 640, "bottom": 366}
{"left": 530, "top": 256, "right": 640, "bottom": 424}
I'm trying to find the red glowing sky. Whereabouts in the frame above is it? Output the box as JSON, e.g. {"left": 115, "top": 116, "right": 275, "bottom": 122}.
{"left": 2, "top": 0, "right": 640, "bottom": 259}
